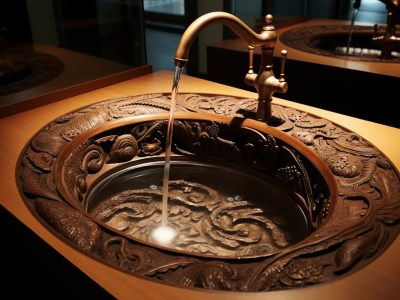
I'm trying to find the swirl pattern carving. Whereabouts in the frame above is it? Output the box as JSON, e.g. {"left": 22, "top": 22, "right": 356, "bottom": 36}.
{"left": 17, "top": 93, "right": 400, "bottom": 292}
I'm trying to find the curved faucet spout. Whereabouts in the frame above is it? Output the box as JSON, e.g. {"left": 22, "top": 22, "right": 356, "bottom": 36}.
{"left": 174, "top": 12, "right": 288, "bottom": 123}
{"left": 174, "top": 12, "right": 276, "bottom": 67}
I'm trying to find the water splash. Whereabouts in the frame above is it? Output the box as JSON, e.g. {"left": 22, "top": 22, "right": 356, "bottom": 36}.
{"left": 151, "top": 224, "right": 178, "bottom": 246}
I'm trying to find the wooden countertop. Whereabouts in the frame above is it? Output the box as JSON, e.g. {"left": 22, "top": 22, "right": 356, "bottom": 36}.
{"left": 1, "top": 70, "right": 399, "bottom": 299}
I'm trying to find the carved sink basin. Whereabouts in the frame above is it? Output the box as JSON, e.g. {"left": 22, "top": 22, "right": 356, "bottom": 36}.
{"left": 18, "top": 93, "right": 400, "bottom": 292}
{"left": 279, "top": 24, "right": 400, "bottom": 62}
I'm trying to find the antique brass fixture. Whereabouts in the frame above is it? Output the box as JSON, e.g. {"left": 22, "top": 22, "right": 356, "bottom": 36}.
{"left": 174, "top": 12, "right": 288, "bottom": 123}
{"left": 354, "top": 0, "right": 400, "bottom": 58}
{"left": 373, "top": 0, "right": 400, "bottom": 58}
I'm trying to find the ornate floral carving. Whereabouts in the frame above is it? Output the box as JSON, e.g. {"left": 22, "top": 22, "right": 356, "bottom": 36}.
{"left": 17, "top": 93, "right": 400, "bottom": 293}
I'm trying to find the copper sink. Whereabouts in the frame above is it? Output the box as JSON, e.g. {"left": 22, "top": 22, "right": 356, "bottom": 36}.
{"left": 17, "top": 93, "right": 400, "bottom": 292}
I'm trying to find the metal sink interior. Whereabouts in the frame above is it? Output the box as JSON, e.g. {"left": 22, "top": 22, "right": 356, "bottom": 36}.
{"left": 60, "top": 111, "right": 332, "bottom": 260}
{"left": 87, "top": 159, "right": 314, "bottom": 258}
{"left": 279, "top": 24, "right": 400, "bottom": 62}
{"left": 17, "top": 93, "right": 400, "bottom": 292}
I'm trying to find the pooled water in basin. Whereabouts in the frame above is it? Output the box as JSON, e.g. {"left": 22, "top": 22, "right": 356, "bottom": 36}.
{"left": 86, "top": 160, "right": 311, "bottom": 258}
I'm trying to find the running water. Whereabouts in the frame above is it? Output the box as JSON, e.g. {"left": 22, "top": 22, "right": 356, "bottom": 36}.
{"left": 346, "top": 6, "right": 359, "bottom": 54}
{"left": 151, "top": 65, "right": 184, "bottom": 245}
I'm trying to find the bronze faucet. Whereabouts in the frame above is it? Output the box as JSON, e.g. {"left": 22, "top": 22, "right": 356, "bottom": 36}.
{"left": 174, "top": 12, "right": 288, "bottom": 123}
{"left": 373, "top": 0, "right": 400, "bottom": 58}
{"left": 355, "top": 0, "right": 400, "bottom": 58}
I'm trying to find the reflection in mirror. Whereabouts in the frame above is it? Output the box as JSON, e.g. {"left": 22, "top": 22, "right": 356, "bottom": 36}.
{"left": 0, "top": 0, "right": 149, "bottom": 118}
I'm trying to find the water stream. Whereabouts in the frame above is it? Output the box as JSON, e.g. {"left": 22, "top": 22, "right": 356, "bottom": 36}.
{"left": 88, "top": 65, "right": 312, "bottom": 253}
{"left": 346, "top": 7, "right": 359, "bottom": 54}
{"left": 151, "top": 66, "right": 184, "bottom": 245}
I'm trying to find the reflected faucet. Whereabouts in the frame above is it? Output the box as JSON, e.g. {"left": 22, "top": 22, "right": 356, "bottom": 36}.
{"left": 174, "top": 12, "right": 288, "bottom": 123}
{"left": 373, "top": 0, "right": 400, "bottom": 58}
{"left": 355, "top": 0, "right": 400, "bottom": 58}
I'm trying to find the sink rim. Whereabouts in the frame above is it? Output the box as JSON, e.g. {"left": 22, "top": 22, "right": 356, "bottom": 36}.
{"left": 16, "top": 92, "right": 400, "bottom": 292}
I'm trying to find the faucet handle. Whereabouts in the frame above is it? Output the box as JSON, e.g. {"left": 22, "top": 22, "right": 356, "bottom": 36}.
{"left": 374, "top": 24, "right": 378, "bottom": 37}
{"left": 248, "top": 45, "right": 255, "bottom": 74}
{"left": 244, "top": 45, "right": 258, "bottom": 87}
{"left": 263, "top": 14, "right": 274, "bottom": 31}
{"left": 279, "top": 50, "right": 287, "bottom": 82}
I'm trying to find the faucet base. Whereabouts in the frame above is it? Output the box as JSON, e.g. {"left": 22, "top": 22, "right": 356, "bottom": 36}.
{"left": 237, "top": 108, "right": 285, "bottom": 126}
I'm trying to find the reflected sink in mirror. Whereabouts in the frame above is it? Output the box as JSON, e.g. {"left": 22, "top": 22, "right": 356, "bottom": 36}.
{"left": 17, "top": 93, "right": 400, "bottom": 293}
{"left": 0, "top": 49, "right": 64, "bottom": 96}
{"left": 0, "top": 44, "right": 149, "bottom": 119}
{"left": 279, "top": 24, "right": 400, "bottom": 63}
